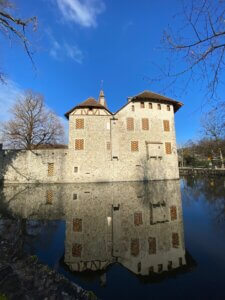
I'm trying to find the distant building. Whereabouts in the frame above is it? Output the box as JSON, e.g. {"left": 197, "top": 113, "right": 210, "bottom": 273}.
{"left": 0, "top": 90, "right": 183, "bottom": 183}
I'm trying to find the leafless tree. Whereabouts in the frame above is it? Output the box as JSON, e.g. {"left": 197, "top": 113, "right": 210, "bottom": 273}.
{"left": 201, "top": 102, "right": 225, "bottom": 141}
{"left": 150, "top": 0, "right": 225, "bottom": 99}
{"left": 0, "top": 0, "right": 37, "bottom": 82}
{"left": 1, "top": 90, "right": 65, "bottom": 149}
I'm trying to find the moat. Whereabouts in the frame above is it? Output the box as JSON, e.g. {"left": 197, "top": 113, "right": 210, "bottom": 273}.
{"left": 0, "top": 176, "right": 225, "bottom": 299}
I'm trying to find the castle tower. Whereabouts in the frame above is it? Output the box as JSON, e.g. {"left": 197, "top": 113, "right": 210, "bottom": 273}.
{"left": 98, "top": 89, "right": 107, "bottom": 108}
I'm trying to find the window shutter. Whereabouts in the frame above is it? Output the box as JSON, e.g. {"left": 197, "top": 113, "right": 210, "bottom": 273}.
{"left": 134, "top": 212, "right": 143, "bottom": 226}
{"left": 46, "top": 190, "right": 53, "bottom": 204}
{"left": 76, "top": 118, "right": 84, "bottom": 129}
{"left": 170, "top": 206, "right": 177, "bottom": 220}
{"left": 172, "top": 233, "right": 179, "bottom": 248}
{"left": 163, "top": 120, "right": 170, "bottom": 131}
{"left": 75, "top": 139, "right": 84, "bottom": 150}
{"left": 127, "top": 118, "right": 134, "bottom": 131}
{"left": 48, "top": 163, "right": 54, "bottom": 176}
{"left": 131, "top": 141, "right": 139, "bottom": 152}
{"left": 165, "top": 142, "right": 172, "bottom": 154}
{"left": 131, "top": 239, "right": 139, "bottom": 256}
{"left": 73, "top": 218, "right": 82, "bottom": 232}
{"left": 148, "top": 237, "right": 156, "bottom": 254}
{"left": 142, "top": 118, "right": 149, "bottom": 130}
{"left": 72, "top": 243, "right": 82, "bottom": 257}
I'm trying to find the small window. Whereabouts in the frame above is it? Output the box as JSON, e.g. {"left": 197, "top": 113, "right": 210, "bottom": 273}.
{"left": 131, "top": 238, "right": 139, "bottom": 256}
{"left": 132, "top": 105, "right": 135, "bottom": 111}
{"left": 142, "top": 118, "right": 149, "bottom": 130}
{"left": 73, "top": 193, "right": 77, "bottom": 200}
{"left": 134, "top": 212, "right": 143, "bottom": 226}
{"left": 165, "top": 142, "right": 172, "bottom": 154}
{"left": 74, "top": 167, "right": 78, "bottom": 173}
{"left": 168, "top": 261, "right": 172, "bottom": 270}
{"left": 167, "top": 105, "right": 170, "bottom": 111}
{"left": 170, "top": 206, "right": 177, "bottom": 220}
{"left": 148, "top": 237, "right": 156, "bottom": 254}
{"left": 163, "top": 120, "right": 170, "bottom": 132}
{"left": 46, "top": 190, "right": 53, "bottom": 205}
{"left": 157, "top": 104, "right": 161, "bottom": 110}
{"left": 149, "top": 103, "right": 152, "bottom": 109}
{"left": 137, "top": 262, "right": 141, "bottom": 272}
{"left": 158, "top": 264, "right": 163, "bottom": 273}
{"left": 76, "top": 118, "right": 84, "bottom": 129}
{"left": 172, "top": 233, "right": 179, "bottom": 248}
{"left": 127, "top": 118, "right": 134, "bottom": 131}
{"left": 48, "top": 163, "right": 54, "bottom": 176}
{"left": 73, "top": 218, "right": 82, "bottom": 232}
{"left": 107, "top": 142, "right": 111, "bottom": 150}
{"left": 75, "top": 139, "right": 84, "bottom": 150}
{"left": 72, "top": 243, "right": 82, "bottom": 257}
{"left": 131, "top": 141, "right": 139, "bottom": 152}
{"left": 179, "top": 257, "right": 183, "bottom": 266}
{"left": 140, "top": 102, "right": 145, "bottom": 108}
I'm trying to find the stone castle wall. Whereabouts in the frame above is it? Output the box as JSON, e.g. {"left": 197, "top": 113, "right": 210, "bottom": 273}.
{"left": 0, "top": 100, "right": 180, "bottom": 183}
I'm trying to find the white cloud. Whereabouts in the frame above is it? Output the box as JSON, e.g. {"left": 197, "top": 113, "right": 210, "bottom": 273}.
{"left": 56, "top": 0, "right": 105, "bottom": 27}
{"left": 47, "top": 29, "right": 83, "bottom": 63}
{"left": 64, "top": 43, "right": 83, "bottom": 63}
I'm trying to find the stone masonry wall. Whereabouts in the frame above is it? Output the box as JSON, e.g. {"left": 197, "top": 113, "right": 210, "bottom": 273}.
{"left": 0, "top": 99, "right": 180, "bottom": 183}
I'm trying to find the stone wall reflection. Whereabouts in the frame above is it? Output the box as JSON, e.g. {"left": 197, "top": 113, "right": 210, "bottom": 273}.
{"left": 0, "top": 180, "right": 186, "bottom": 277}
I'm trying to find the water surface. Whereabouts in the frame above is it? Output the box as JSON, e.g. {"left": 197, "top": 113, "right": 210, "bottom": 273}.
{"left": 0, "top": 176, "right": 225, "bottom": 299}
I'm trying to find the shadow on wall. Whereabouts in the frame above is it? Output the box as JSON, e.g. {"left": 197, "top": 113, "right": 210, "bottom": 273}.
{"left": 138, "top": 156, "right": 166, "bottom": 182}
{"left": 0, "top": 144, "right": 23, "bottom": 185}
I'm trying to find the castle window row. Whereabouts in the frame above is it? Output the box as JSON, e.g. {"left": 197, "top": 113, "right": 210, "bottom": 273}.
{"left": 131, "top": 141, "right": 172, "bottom": 154}
{"left": 74, "top": 139, "right": 172, "bottom": 154}
{"left": 133, "top": 102, "right": 170, "bottom": 111}
{"left": 74, "top": 118, "right": 170, "bottom": 132}
{"left": 130, "top": 233, "right": 180, "bottom": 257}
{"left": 127, "top": 118, "right": 170, "bottom": 131}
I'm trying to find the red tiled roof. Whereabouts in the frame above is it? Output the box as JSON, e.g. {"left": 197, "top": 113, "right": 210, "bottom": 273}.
{"left": 65, "top": 97, "right": 112, "bottom": 119}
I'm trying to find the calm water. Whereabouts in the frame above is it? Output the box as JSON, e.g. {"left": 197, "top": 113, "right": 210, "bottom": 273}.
{"left": 0, "top": 176, "right": 225, "bottom": 300}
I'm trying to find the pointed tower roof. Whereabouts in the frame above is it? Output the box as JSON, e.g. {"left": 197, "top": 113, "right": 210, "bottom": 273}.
{"left": 98, "top": 89, "right": 108, "bottom": 108}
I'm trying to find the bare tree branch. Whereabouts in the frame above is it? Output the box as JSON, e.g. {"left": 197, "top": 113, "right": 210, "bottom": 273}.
{"left": 1, "top": 90, "right": 65, "bottom": 150}
{"left": 0, "top": 0, "right": 37, "bottom": 82}
{"left": 151, "top": 0, "right": 225, "bottom": 100}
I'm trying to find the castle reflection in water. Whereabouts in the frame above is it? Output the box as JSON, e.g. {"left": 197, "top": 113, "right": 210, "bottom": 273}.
{"left": 1, "top": 180, "right": 191, "bottom": 280}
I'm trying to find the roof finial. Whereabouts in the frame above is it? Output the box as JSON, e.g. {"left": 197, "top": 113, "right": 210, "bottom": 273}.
{"left": 98, "top": 81, "right": 107, "bottom": 108}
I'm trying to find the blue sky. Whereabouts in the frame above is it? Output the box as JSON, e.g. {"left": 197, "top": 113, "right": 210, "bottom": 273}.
{"left": 0, "top": 0, "right": 214, "bottom": 145}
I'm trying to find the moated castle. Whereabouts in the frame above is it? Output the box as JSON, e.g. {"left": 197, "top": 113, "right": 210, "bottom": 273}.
{"left": 0, "top": 90, "right": 183, "bottom": 183}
